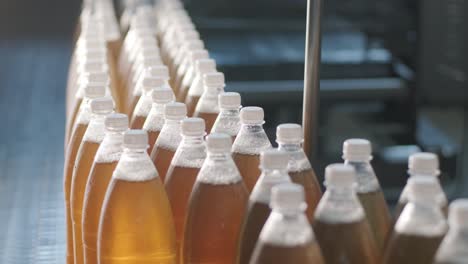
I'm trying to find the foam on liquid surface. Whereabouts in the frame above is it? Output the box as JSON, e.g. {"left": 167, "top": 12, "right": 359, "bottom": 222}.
{"left": 250, "top": 170, "right": 291, "bottom": 204}
{"left": 197, "top": 157, "right": 243, "bottom": 185}
{"left": 259, "top": 212, "right": 313, "bottom": 247}
{"left": 83, "top": 118, "right": 107, "bottom": 143}
{"left": 142, "top": 104, "right": 165, "bottom": 132}
{"left": 76, "top": 103, "right": 92, "bottom": 125}
{"left": 113, "top": 151, "right": 158, "bottom": 181}
{"left": 232, "top": 126, "right": 272, "bottom": 155}
{"left": 133, "top": 95, "right": 152, "bottom": 117}
{"left": 94, "top": 133, "right": 124, "bottom": 163}
{"left": 171, "top": 143, "right": 206, "bottom": 168}
{"left": 212, "top": 111, "right": 241, "bottom": 136}
{"left": 287, "top": 150, "right": 313, "bottom": 173}
{"left": 347, "top": 161, "right": 380, "bottom": 193}
{"left": 155, "top": 122, "right": 183, "bottom": 151}
{"left": 314, "top": 191, "right": 366, "bottom": 224}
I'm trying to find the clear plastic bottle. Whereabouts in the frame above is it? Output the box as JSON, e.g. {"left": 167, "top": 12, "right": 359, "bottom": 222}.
{"left": 395, "top": 152, "right": 448, "bottom": 220}
{"left": 130, "top": 77, "right": 164, "bottom": 129}
{"left": 71, "top": 97, "right": 114, "bottom": 264}
{"left": 171, "top": 39, "right": 204, "bottom": 92}
{"left": 142, "top": 87, "right": 175, "bottom": 154}
{"left": 313, "top": 164, "right": 379, "bottom": 264}
{"left": 150, "top": 102, "right": 187, "bottom": 182}
{"left": 276, "top": 124, "right": 322, "bottom": 222}
{"left": 194, "top": 72, "right": 225, "bottom": 131}
{"left": 185, "top": 59, "right": 217, "bottom": 116}
{"left": 211, "top": 92, "right": 241, "bottom": 141}
{"left": 232, "top": 107, "right": 272, "bottom": 192}
{"left": 64, "top": 84, "right": 106, "bottom": 264}
{"left": 98, "top": 130, "right": 176, "bottom": 263}
{"left": 249, "top": 183, "right": 325, "bottom": 264}
{"left": 435, "top": 199, "right": 468, "bottom": 264}
{"left": 238, "top": 149, "right": 291, "bottom": 264}
{"left": 183, "top": 133, "right": 249, "bottom": 264}
{"left": 164, "top": 118, "right": 206, "bottom": 261}
{"left": 382, "top": 177, "right": 448, "bottom": 264}
{"left": 342, "top": 139, "right": 391, "bottom": 251}
{"left": 175, "top": 49, "right": 209, "bottom": 99}
{"left": 82, "top": 113, "right": 128, "bottom": 264}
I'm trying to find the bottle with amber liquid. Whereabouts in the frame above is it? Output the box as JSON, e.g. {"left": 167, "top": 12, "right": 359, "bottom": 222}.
{"left": 211, "top": 92, "right": 241, "bottom": 141}
{"left": 185, "top": 59, "right": 216, "bottom": 116}
{"left": 130, "top": 77, "right": 165, "bottom": 129}
{"left": 176, "top": 49, "right": 209, "bottom": 100}
{"left": 193, "top": 72, "right": 225, "bottom": 131}
{"left": 249, "top": 183, "right": 325, "bottom": 264}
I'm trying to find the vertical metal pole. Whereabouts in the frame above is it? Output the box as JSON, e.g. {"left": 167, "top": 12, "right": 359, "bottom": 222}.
{"left": 302, "top": 0, "right": 323, "bottom": 162}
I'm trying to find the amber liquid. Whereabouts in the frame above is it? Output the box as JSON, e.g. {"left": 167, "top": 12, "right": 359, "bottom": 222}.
{"left": 150, "top": 146, "right": 176, "bottom": 183}
{"left": 313, "top": 218, "right": 380, "bottom": 264}
{"left": 185, "top": 95, "right": 200, "bottom": 117}
{"left": 382, "top": 233, "right": 444, "bottom": 264}
{"left": 147, "top": 130, "right": 160, "bottom": 155}
{"left": 164, "top": 166, "right": 200, "bottom": 260}
{"left": 98, "top": 177, "right": 176, "bottom": 264}
{"left": 183, "top": 181, "right": 248, "bottom": 264}
{"left": 66, "top": 98, "right": 83, "bottom": 144}
{"left": 129, "top": 115, "right": 147, "bottom": 130}
{"left": 358, "top": 190, "right": 391, "bottom": 251}
{"left": 194, "top": 111, "right": 218, "bottom": 132}
{"left": 238, "top": 202, "right": 271, "bottom": 264}
{"left": 393, "top": 201, "right": 448, "bottom": 226}
{"left": 127, "top": 94, "right": 140, "bottom": 118}
{"left": 64, "top": 123, "right": 88, "bottom": 264}
{"left": 250, "top": 241, "right": 325, "bottom": 264}
{"left": 232, "top": 153, "right": 261, "bottom": 193}
{"left": 177, "top": 82, "right": 190, "bottom": 103}
{"left": 82, "top": 161, "right": 117, "bottom": 264}
{"left": 71, "top": 141, "right": 100, "bottom": 264}
{"left": 289, "top": 169, "right": 322, "bottom": 222}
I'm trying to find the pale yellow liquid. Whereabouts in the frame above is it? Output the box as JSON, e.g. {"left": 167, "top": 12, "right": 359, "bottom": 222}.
{"left": 232, "top": 152, "right": 262, "bottom": 193}
{"left": 150, "top": 146, "right": 176, "bottom": 183}
{"left": 64, "top": 123, "right": 87, "bottom": 264}
{"left": 98, "top": 177, "right": 176, "bottom": 264}
{"left": 289, "top": 169, "right": 322, "bottom": 222}
{"left": 82, "top": 161, "right": 118, "bottom": 264}
{"left": 129, "top": 115, "right": 147, "bottom": 130}
{"left": 71, "top": 141, "right": 100, "bottom": 264}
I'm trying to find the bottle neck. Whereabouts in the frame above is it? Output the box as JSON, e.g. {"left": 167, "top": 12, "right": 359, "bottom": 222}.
{"left": 278, "top": 142, "right": 302, "bottom": 152}
{"left": 164, "top": 118, "right": 183, "bottom": 126}
{"left": 181, "top": 134, "right": 204, "bottom": 146}
{"left": 207, "top": 151, "right": 231, "bottom": 161}
{"left": 105, "top": 130, "right": 126, "bottom": 138}
{"left": 90, "top": 113, "right": 107, "bottom": 123}
{"left": 241, "top": 123, "right": 264, "bottom": 133}
{"left": 152, "top": 102, "right": 166, "bottom": 115}
{"left": 123, "top": 147, "right": 147, "bottom": 155}
{"left": 220, "top": 108, "right": 240, "bottom": 116}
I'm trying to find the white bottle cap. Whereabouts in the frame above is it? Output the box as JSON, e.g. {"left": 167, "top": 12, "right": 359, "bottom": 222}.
{"left": 260, "top": 149, "right": 289, "bottom": 170}
{"left": 85, "top": 71, "right": 109, "bottom": 84}
{"left": 219, "top": 92, "right": 241, "bottom": 109}
{"left": 148, "top": 65, "right": 170, "bottom": 80}
{"left": 324, "top": 163, "right": 356, "bottom": 188}
{"left": 196, "top": 59, "right": 216, "bottom": 73}
{"left": 151, "top": 87, "right": 174, "bottom": 104}
{"left": 80, "top": 60, "right": 108, "bottom": 73}
{"left": 240, "top": 106, "right": 264, "bottom": 125}
{"left": 342, "top": 138, "right": 372, "bottom": 161}
{"left": 84, "top": 83, "right": 106, "bottom": 99}
{"left": 449, "top": 199, "right": 468, "bottom": 228}
{"left": 182, "top": 29, "right": 199, "bottom": 41}
{"left": 408, "top": 152, "right": 440, "bottom": 176}
{"left": 203, "top": 72, "right": 225, "bottom": 87}
{"left": 185, "top": 39, "right": 204, "bottom": 51}
{"left": 206, "top": 133, "right": 232, "bottom": 152}
{"left": 90, "top": 97, "right": 114, "bottom": 114}
{"left": 276, "top": 123, "right": 303, "bottom": 143}
{"left": 181, "top": 118, "right": 205, "bottom": 136}
{"left": 190, "top": 49, "right": 209, "bottom": 64}
{"left": 271, "top": 183, "right": 307, "bottom": 213}
{"left": 123, "top": 130, "right": 148, "bottom": 149}
{"left": 141, "top": 77, "right": 165, "bottom": 93}
{"left": 164, "top": 102, "right": 187, "bottom": 119}
{"left": 105, "top": 113, "right": 128, "bottom": 132}
{"left": 140, "top": 56, "right": 162, "bottom": 68}
{"left": 406, "top": 176, "right": 441, "bottom": 203}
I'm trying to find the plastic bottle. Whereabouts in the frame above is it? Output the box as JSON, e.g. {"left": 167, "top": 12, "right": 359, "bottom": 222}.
{"left": 171, "top": 39, "right": 204, "bottom": 92}
{"left": 211, "top": 92, "right": 241, "bottom": 141}
{"left": 238, "top": 149, "right": 291, "bottom": 264}
{"left": 276, "top": 124, "right": 322, "bottom": 222}
{"left": 342, "top": 139, "right": 391, "bottom": 251}
{"left": 150, "top": 102, "right": 187, "bottom": 182}
{"left": 183, "top": 133, "right": 249, "bottom": 264}
{"left": 194, "top": 72, "right": 225, "bottom": 131}
{"left": 175, "top": 49, "right": 209, "bottom": 99}
{"left": 185, "top": 59, "right": 217, "bottom": 116}
{"left": 130, "top": 77, "right": 165, "bottom": 129}
{"left": 71, "top": 97, "right": 114, "bottom": 264}
{"left": 395, "top": 152, "right": 448, "bottom": 220}
{"left": 232, "top": 107, "right": 272, "bottom": 192}
{"left": 164, "top": 118, "right": 207, "bottom": 260}
{"left": 64, "top": 84, "right": 106, "bottom": 264}
{"left": 142, "top": 87, "right": 175, "bottom": 154}
{"left": 249, "top": 183, "right": 325, "bottom": 264}
{"left": 98, "top": 130, "right": 176, "bottom": 263}
{"left": 82, "top": 113, "right": 128, "bottom": 264}
{"left": 382, "top": 177, "right": 448, "bottom": 264}
{"left": 434, "top": 199, "right": 468, "bottom": 264}
{"left": 313, "top": 164, "right": 380, "bottom": 264}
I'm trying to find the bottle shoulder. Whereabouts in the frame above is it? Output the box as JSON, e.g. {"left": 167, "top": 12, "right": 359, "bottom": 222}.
{"left": 314, "top": 190, "right": 366, "bottom": 224}
{"left": 171, "top": 143, "right": 207, "bottom": 168}
{"left": 395, "top": 203, "right": 447, "bottom": 237}
{"left": 113, "top": 151, "right": 158, "bottom": 182}
{"left": 196, "top": 157, "right": 243, "bottom": 185}
{"left": 232, "top": 126, "right": 272, "bottom": 155}
{"left": 259, "top": 212, "right": 313, "bottom": 247}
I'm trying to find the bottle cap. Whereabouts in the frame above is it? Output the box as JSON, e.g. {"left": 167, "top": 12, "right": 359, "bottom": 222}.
{"left": 240, "top": 106, "right": 264, "bottom": 125}
{"left": 203, "top": 72, "right": 225, "bottom": 87}
{"left": 141, "top": 77, "right": 165, "bottom": 93}
{"left": 182, "top": 31, "right": 201, "bottom": 43}
{"left": 206, "top": 133, "right": 232, "bottom": 152}
{"left": 181, "top": 118, "right": 205, "bottom": 136}
{"left": 406, "top": 176, "right": 440, "bottom": 203}
{"left": 449, "top": 199, "right": 468, "bottom": 228}
{"left": 196, "top": 59, "right": 216, "bottom": 73}
{"left": 185, "top": 39, "right": 204, "bottom": 51}
{"left": 408, "top": 152, "right": 440, "bottom": 176}
{"left": 164, "top": 102, "right": 187, "bottom": 119}
{"left": 276, "top": 123, "right": 303, "bottom": 143}
{"left": 260, "top": 149, "right": 289, "bottom": 170}
{"left": 342, "top": 138, "right": 372, "bottom": 161}
{"left": 85, "top": 71, "right": 109, "bottom": 84}
{"left": 148, "top": 65, "right": 170, "bottom": 80}
{"left": 219, "top": 92, "right": 241, "bottom": 109}
{"left": 271, "top": 183, "right": 306, "bottom": 213}
{"left": 105, "top": 113, "right": 128, "bottom": 132}
{"left": 151, "top": 87, "right": 174, "bottom": 104}
{"left": 84, "top": 83, "right": 106, "bottom": 99}
{"left": 140, "top": 56, "right": 162, "bottom": 68}
{"left": 324, "top": 163, "right": 356, "bottom": 187}
{"left": 90, "top": 97, "right": 114, "bottom": 114}
{"left": 190, "top": 49, "right": 209, "bottom": 64}
{"left": 80, "top": 60, "right": 108, "bottom": 73}
{"left": 123, "top": 130, "right": 148, "bottom": 149}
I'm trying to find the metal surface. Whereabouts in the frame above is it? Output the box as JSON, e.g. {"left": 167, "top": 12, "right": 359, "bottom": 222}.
{"left": 303, "top": 0, "right": 323, "bottom": 161}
